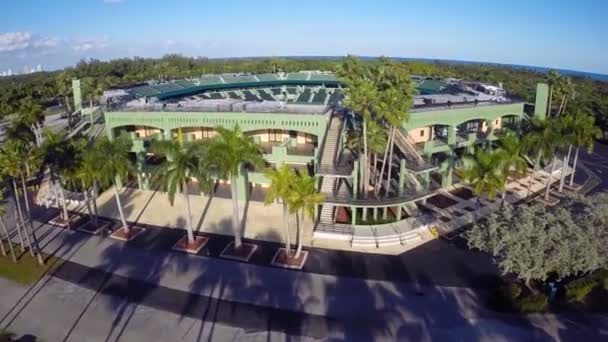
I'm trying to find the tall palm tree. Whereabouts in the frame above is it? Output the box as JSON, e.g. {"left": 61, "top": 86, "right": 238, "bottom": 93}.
{"left": 95, "top": 136, "right": 134, "bottom": 235}
{"left": 264, "top": 164, "right": 297, "bottom": 255}
{"left": 546, "top": 70, "right": 561, "bottom": 117}
{"left": 56, "top": 70, "right": 73, "bottom": 115}
{"left": 75, "top": 148, "right": 103, "bottom": 226}
{"left": 0, "top": 190, "right": 17, "bottom": 262}
{"left": 42, "top": 129, "right": 74, "bottom": 227}
{"left": 496, "top": 132, "right": 527, "bottom": 204}
{"left": 461, "top": 148, "right": 505, "bottom": 207}
{"left": 365, "top": 120, "right": 388, "bottom": 190}
{"left": 288, "top": 173, "right": 324, "bottom": 258}
{"left": 569, "top": 113, "right": 602, "bottom": 187}
{"left": 0, "top": 139, "right": 43, "bottom": 264}
{"left": 374, "top": 62, "right": 415, "bottom": 197}
{"left": 18, "top": 98, "right": 45, "bottom": 147}
{"left": 556, "top": 113, "right": 576, "bottom": 192}
{"left": 339, "top": 56, "right": 378, "bottom": 197}
{"left": 522, "top": 117, "right": 556, "bottom": 198}
{"left": 539, "top": 118, "right": 569, "bottom": 201}
{"left": 152, "top": 138, "right": 211, "bottom": 244}
{"left": 206, "top": 125, "right": 263, "bottom": 248}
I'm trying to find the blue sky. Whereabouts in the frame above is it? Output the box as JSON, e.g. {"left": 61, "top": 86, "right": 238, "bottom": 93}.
{"left": 1, "top": 0, "right": 606, "bottom": 74}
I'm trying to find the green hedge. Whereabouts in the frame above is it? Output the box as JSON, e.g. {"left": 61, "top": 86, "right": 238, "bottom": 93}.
{"left": 565, "top": 277, "right": 598, "bottom": 303}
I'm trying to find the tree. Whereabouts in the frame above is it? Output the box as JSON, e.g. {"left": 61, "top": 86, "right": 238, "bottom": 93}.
{"left": 373, "top": 60, "right": 416, "bottom": 197}
{"left": 338, "top": 56, "right": 378, "bottom": 197}
{"left": 569, "top": 113, "right": 602, "bottom": 187}
{"left": 461, "top": 148, "right": 505, "bottom": 206}
{"left": 264, "top": 164, "right": 297, "bottom": 255}
{"left": 496, "top": 132, "right": 528, "bottom": 204}
{"left": 467, "top": 199, "right": 608, "bottom": 290}
{"left": 74, "top": 147, "right": 103, "bottom": 226}
{"left": 545, "top": 70, "right": 561, "bottom": 117}
{"left": 18, "top": 98, "right": 44, "bottom": 146}
{"left": 288, "top": 173, "right": 324, "bottom": 258}
{"left": 42, "top": 129, "right": 75, "bottom": 227}
{"left": 0, "top": 139, "right": 44, "bottom": 264}
{"left": 95, "top": 136, "right": 134, "bottom": 235}
{"left": 152, "top": 137, "right": 211, "bottom": 244}
{"left": 522, "top": 117, "right": 559, "bottom": 200}
{"left": 0, "top": 190, "right": 17, "bottom": 262}
{"left": 206, "top": 125, "right": 263, "bottom": 248}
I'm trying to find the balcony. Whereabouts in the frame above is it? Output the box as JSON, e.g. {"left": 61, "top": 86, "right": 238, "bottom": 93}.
{"left": 258, "top": 139, "right": 317, "bottom": 164}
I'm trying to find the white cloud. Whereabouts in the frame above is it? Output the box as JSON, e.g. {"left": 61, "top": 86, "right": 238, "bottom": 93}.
{"left": 0, "top": 32, "right": 32, "bottom": 52}
{"left": 71, "top": 37, "right": 110, "bottom": 52}
{"left": 34, "top": 37, "right": 61, "bottom": 48}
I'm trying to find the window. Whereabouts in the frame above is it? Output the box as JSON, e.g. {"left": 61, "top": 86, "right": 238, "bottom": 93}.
{"left": 420, "top": 130, "right": 425, "bottom": 137}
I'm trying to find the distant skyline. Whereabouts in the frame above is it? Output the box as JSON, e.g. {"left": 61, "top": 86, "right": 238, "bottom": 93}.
{"left": 1, "top": 0, "right": 606, "bottom": 74}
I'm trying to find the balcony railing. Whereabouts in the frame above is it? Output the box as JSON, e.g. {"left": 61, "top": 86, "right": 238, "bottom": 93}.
{"left": 323, "top": 183, "right": 439, "bottom": 206}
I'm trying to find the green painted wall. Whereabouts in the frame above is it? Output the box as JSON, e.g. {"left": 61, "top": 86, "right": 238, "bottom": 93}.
{"left": 404, "top": 102, "right": 525, "bottom": 129}
{"left": 106, "top": 111, "right": 328, "bottom": 139}
{"left": 72, "top": 79, "right": 82, "bottom": 112}
{"left": 534, "top": 83, "right": 549, "bottom": 119}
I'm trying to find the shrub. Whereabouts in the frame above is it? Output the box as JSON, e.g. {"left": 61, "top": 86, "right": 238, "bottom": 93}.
{"left": 514, "top": 293, "right": 549, "bottom": 313}
{"left": 565, "top": 277, "right": 597, "bottom": 303}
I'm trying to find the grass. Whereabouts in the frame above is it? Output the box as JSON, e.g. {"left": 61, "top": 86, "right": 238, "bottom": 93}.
{"left": 0, "top": 240, "right": 64, "bottom": 285}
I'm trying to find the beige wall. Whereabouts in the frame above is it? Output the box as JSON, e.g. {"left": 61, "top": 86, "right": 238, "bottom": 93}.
{"left": 180, "top": 127, "right": 216, "bottom": 140}
{"left": 134, "top": 126, "right": 161, "bottom": 138}
{"left": 408, "top": 126, "right": 432, "bottom": 143}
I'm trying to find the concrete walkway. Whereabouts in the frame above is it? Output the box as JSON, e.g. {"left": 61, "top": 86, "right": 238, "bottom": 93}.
{"left": 84, "top": 186, "right": 313, "bottom": 246}
{"left": 1, "top": 209, "right": 607, "bottom": 341}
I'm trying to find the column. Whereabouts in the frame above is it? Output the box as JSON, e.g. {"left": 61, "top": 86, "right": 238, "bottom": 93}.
{"left": 163, "top": 129, "right": 172, "bottom": 141}
{"left": 373, "top": 207, "right": 378, "bottom": 221}
{"left": 396, "top": 205, "right": 402, "bottom": 220}
{"left": 362, "top": 207, "right": 367, "bottom": 222}
{"left": 447, "top": 125, "right": 456, "bottom": 145}
{"left": 382, "top": 206, "right": 388, "bottom": 220}
{"left": 351, "top": 206, "right": 357, "bottom": 225}
{"left": 442, "top": 151, "right": 454, "bottom": 188}
{"left": 398, "top": 159, "right": 406, "bottom": 196}
{"left": 352, "top": 161, "right": 359, "bottom": 200}
{"left": 136, "top": 152, "right": 146, "bottom": 190}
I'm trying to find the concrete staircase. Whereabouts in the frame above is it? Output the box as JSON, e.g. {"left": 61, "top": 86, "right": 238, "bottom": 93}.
{"left": 394, "top": 129, "right": 427, "bottom": 167}
{"left": 318, "top": 114, "right": 343, "bottom": 171}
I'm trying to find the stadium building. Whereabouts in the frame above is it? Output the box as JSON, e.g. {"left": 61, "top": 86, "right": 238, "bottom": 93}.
{"left": 92, "top": 71, "right": 549, "bottom": 243}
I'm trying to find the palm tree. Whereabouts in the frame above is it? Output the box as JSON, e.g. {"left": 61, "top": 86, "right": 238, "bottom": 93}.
{"left": 75, "top": 148, "right": 103, "bottom": 226}
{"left": 546, "top": 70, "right": 561, "bottom": 117}
{"left": 339, "top": 56, "right": 378, "bottom": 197}
{"left": 18, "top": 98, "right": 45, "bottom": 147}
{"left": 522, "top": 117, "right": 556, "bottom": 198}
{"left": 95, "top": 136, "right": 134, "bottom": 235}
{"left": 461, "top": 148, "right": 505, "bottom": 207}
{"left": 538, "top": 116, "right": 571, "bottom": 200}
{"left": 556, "top": 114, "right": 576, "bottom": 192}
{"left": 0, "top": 139, "right": 43, "bottom": 264}
{"left": 288, "top": 173, "right": 324, "bottom": 258}
{"left": 569, "top": 113, "right": 602, "bottom": 187}
{"left": 152, "top": 137, "right": 211, "bottom": 244}
{"left": 42, "top": 129, "right": 74, "bottom": 227}
{"left": 0, "top": 190, "right": 17, "bottom": 262}
{"left": 56, "top": 70, "right": 73, "bottom": 117}
{"left": 205, "top": 125, "right": 263, "bottom": 249}
{"left": 264, "top": 164, "right": 297, "bottom": 256}
{"left": 496, "top": 132, "right": 528, "bottom": 205}
{"left": 374, "top": 62, "right": 415, "bottom": 197}
{"left": 365, "top": 121, "right": 388, "bottom": 191}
